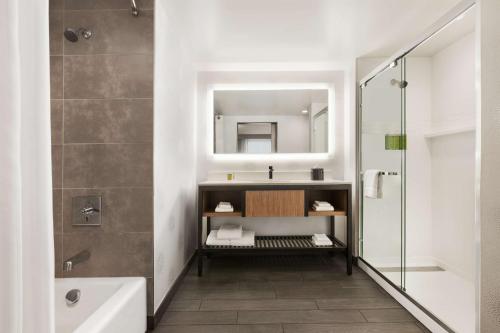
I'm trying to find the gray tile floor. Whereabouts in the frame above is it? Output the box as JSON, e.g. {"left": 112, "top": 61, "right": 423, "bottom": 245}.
{"left": 153, "top": 255, "right": 430, "bottom": 333}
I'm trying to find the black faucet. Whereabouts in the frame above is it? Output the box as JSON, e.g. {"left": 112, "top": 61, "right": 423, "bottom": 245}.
{"left": 269, "top": 166, "right": 274, "bottom": 179}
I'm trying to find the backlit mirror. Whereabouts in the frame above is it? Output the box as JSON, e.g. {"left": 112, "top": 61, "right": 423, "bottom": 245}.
{"left": 213, "top": 89, "right": 329, "bottom": 154}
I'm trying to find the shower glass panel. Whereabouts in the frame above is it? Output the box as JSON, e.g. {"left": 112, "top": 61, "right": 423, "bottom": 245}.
{"left": 360, "top": 60, "right": 406, "bottom": 289}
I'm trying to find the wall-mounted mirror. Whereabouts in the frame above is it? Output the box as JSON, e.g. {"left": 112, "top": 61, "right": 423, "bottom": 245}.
{"left": 213, "top": 89, "right": 329, "bottom": 154}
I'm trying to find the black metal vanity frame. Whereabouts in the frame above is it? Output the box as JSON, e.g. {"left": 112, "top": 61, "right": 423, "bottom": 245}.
{"left": 197, "top": 183, "right": 352, "bottom": 276}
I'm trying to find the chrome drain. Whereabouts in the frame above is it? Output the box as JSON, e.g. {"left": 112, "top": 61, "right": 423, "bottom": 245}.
{"left": 65, "top": 289, "right": 81, "bottom": 306}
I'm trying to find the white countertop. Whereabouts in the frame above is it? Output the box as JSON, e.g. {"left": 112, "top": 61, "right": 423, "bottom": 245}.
{"left": 199, "top": 179, "right": 351, "bottom": 186}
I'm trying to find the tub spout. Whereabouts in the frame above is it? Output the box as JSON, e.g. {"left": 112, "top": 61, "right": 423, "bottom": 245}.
{"left": 63, "top": 250, "right": 90, "bottom": 272}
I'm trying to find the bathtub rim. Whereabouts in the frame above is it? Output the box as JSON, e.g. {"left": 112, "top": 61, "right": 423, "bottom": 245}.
{"left": 55, "top": 277, "right": 146, "bottom": 333}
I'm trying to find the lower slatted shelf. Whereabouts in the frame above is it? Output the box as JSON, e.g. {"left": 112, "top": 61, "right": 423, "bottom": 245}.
{"left": 204, "top": 235, "right": 345, "bottom": 250}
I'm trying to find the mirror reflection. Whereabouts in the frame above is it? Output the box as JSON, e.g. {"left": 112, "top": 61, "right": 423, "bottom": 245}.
{"left": 214, "top": 89, "right": 329, "bottom": 154}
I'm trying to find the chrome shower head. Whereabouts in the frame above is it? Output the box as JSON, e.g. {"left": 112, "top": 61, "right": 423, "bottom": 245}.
{"left": 64, "top": 28, "right": 93, "bottom": 42}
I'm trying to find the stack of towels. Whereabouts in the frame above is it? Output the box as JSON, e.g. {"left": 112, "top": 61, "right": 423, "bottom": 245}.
{"left": 206, "top": 223, "right": 255, "bottom": 247}
{"left": 312, "top": 233, "right": 333, "bottom": 246}
{"left": 215, "top": 201, "right": 234, "bottom": 213}
{"left": 312, "top": 201, "right": 334, "bottom": 211}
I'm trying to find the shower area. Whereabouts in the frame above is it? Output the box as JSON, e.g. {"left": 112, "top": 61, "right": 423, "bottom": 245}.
{"left": 358, "top": 2, "right": 476, "bottom": 333}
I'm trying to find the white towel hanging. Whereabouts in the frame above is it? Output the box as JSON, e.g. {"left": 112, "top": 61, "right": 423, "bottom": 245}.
{"left": 363, "top": 169, "right": 384, "bottom": 199}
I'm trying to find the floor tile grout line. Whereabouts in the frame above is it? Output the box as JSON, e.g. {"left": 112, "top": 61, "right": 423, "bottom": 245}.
{"left": 61, "top": 52, "right": 154, "bottom": 57}
{"left": 62, "top": 142, "right": 153, "bottom": 145}
{"left": 63, "top": 9, "right": 154, "bottom": 13}
{"left": 61, "top": 97, "right": 154, "bottom": 101}
{"left": 358, "top": 309, "right": 369, "bottom": 323}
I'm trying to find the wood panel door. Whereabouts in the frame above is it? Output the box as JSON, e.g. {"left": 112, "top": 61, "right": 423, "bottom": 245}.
{"left": 245, "top": 190, "right": 305, "bottom": 217}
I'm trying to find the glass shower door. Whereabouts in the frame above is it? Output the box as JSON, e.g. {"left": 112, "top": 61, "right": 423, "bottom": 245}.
{"left": 360, "top": 60, "right": 406, "bottom": 289}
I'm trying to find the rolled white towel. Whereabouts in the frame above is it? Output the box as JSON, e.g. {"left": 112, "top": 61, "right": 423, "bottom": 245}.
{"left": 217, "top": 223, "right": 242, "bottom": 240}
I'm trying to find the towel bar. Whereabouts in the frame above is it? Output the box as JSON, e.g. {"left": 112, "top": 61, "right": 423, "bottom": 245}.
{"left": 360, "top": 171, "right": 399, "bottom": 176}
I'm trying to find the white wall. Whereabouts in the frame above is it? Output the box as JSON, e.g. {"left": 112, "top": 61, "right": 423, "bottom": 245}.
{"left": 479, "top": 1, "right": 500, "bottom": 331}
{"left": 154, "top": 0, "right": 198, "bottom": 312}
{"left": 431, "top": 33, "right": 476, "bottom": 131}
{"left": 405, "top": 58, "right": 434, "bottom": 267}
{"left": 429, "top": 33, "right": 476, "bottom": 281}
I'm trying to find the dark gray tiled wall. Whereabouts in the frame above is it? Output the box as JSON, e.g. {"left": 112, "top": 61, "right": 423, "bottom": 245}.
{"left": 49, "top": 0, "right": 154, "bottom": 314}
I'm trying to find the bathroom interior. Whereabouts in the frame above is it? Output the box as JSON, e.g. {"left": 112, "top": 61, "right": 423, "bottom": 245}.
{"left": 4, "top": 0, "right": 500, "bottom": 332}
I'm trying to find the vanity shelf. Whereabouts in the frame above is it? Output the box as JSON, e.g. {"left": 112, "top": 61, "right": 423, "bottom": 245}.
{"left": 202, "top": 211, "right": 242, "bottom": 217}
{"left": 197, "top": 182, "right": 353, "bottom": 277}
{"left": 308, "top": 210, "right": 346, "bottom": 217}
{"left": 203, "top": 235, "right": 345, "bottom": 251}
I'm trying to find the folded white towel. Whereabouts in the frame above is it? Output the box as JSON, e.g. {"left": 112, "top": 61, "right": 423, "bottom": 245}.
{"left": 206, "top": 230, "right": 255, "bottom": 247}
{"left": 313, "top": 233, "right": 330, "bottom": 240}
{"left": 206, "top": 230, "right": 231, "bottom": 246}
{"left": 215, "top": 207, "right": 234, "bottom": 212}
{"left": 312, "top": 234, "right": 332, "bottom": 246}
{"left": 217, "top": 223, "right": 242, "bottom": 240}
{"left": 314, "top": 201, "right": 332, "bottom": 207}
{"left": 215, "top": 204, "right": 234, "bottom": 212}
{"left": 363, "top": 169, "right": 384, "bottom": 199}
{"left": 215, "top": 201, "right": 234, "bottom": 212}
{"left": 229, "top": 230, "right": 255, "bottom": 247}
{"left": 313, "top": 204, "right": 334, "bottom": 211}
{"left": 314, "top": 241, "right": 333, "bottom": 246}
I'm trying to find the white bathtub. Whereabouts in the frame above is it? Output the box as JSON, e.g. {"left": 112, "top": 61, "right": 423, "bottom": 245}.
{"left": 55, "top": 277, "right": 146, "bottom": 333}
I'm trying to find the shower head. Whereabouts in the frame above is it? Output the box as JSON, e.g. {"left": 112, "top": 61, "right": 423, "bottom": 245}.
{"left": 131, "top": 0, "right": 139, "bottom": 16}
{"left": 64, "top": 28, "right": 93, "bottom": 42}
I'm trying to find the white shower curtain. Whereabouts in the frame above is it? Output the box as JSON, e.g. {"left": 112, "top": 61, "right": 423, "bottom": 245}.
{"left": 0, "top": 0, "right": 55, "bottom": 332}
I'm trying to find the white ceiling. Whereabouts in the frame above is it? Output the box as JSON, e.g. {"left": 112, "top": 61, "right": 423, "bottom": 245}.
{"left": 186, "top": 0, "right": 464, "bottom": 63}
{"left": 214, "top": 89, "right": 328, "bottom": 116}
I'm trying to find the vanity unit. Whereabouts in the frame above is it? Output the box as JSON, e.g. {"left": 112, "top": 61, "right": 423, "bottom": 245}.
{"left": 197, "top": 180, "right": 352, "bottom": 276}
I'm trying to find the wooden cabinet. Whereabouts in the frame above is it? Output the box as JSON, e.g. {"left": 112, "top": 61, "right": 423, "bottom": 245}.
{"left": 245, "top": 190, "right": 305, "bottom": 217}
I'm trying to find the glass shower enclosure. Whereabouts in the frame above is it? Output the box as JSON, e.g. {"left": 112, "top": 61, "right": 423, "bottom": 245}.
{"left": 359, "top": 59, "right": 406, "bottom": 289}
{"left": 358, "top": 3, "right": 477, "bottom": 331}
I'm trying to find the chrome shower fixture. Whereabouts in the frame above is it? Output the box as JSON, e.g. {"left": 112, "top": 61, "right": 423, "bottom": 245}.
{"left": 131, "top": 0, "right": 139, "bottom": 16}
{"left": 64, "top": 27, "right": 93, "bottom": 42}
{"left": 390, "top": 78, "right": 408, "bottom": 89}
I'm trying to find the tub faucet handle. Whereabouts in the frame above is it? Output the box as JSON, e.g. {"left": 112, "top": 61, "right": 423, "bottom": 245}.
{"left": 63, "top": 250, "right": 90, "bottom": 272}
{"left": 63, "top": 261, "right": 73, "bottom": 272}
{"left": 80, "top": 206, "right": 99, "bottom": 216}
